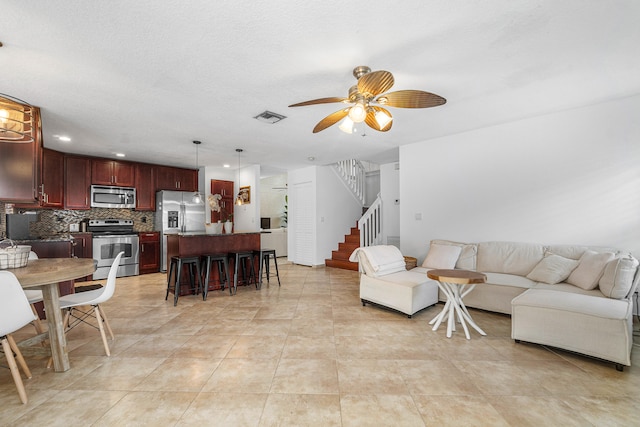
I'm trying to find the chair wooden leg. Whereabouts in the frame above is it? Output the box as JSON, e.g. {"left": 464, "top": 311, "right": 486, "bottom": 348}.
{"left": 2, "top": 337, "right": 28, "bottom": 404}
{"left": 97, "top": 305, "right": 115, "bottom": 340}
{"left": 30, "top": 304, "right": 45, "bottom": 334}
{"left": 7, "top": 334, "right": 32, "bottom": 379}
{"left": 94, "top": 306, "right": 111, "bottom": 356}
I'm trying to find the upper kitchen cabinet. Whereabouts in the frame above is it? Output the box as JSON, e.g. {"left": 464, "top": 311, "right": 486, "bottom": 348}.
{"left": 13, "top": 147, "right": 64, "bottom": 209}
{"left": 155, "top": 166, "right": 197, "bottom": 192}
{"left": 91, "top": 159, "right": 135, "bottom": 187}
{"left": 38, "top": 148, "right": 64, "bottom": 208}
{"left": 210, "top": 179, "right": 234, "bottom": 222}
{"left": 65, "top": 155, "right": 91, "bottom": 210}
{"left": 135, "top": 162, "right": 155, "bottom": 210}
{"left": 0, "top": 99, "right": 42, "bottom": 202}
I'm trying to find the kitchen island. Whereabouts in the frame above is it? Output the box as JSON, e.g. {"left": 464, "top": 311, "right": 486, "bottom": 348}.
{"left": 166, "top": 232, "right": 261, "bottom": 294}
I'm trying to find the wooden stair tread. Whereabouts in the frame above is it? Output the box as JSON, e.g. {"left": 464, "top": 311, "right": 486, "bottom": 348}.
{"left": 325, "top": 259, "right": 359, "bottom": 271}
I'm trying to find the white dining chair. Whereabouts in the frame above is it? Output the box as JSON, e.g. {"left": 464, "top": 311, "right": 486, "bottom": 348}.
{"left": 57, "top": 252, "right": 123, "bottom": 357}
{"left": 0, "top": 271, "right": 37, "bottom": 404}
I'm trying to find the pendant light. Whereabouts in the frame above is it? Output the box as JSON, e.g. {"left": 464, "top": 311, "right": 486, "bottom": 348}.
{"left": 191, "top": 140, "right": 203, "bottom": 204}
{"left": 0, "top": 93, "right": 36, "bottom": 143}
{"left": 235, "top": 148, "right": 243, "bottom": 205}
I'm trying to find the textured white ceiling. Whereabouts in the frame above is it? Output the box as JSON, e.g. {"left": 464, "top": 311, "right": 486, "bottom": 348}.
{"left": 2, "top": 1, "right": 639, "bottom": 175}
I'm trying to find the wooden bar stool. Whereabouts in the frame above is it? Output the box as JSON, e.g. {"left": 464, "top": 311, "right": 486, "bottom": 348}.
{"left": 228, "top": 251, "right": 256, "bottom": 295}
{"left": 165, "top": 256, "right": 203, "bottom": 306}
{"left": 254, "top": 248, "right": 281, "bottom": 289}
{"left": 201, "top": 253, "right": 231, "bottom": 298}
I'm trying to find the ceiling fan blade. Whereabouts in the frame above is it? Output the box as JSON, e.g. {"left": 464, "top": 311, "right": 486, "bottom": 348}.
{"left": 365, "top": 106, "right": 393, "bottom": 132}
{"left": 376, "top": 90, "right": 446, "bottom": 108}
{"left": 312, "top": 109, "right": 349, "bottom": 133}
{"left": 289, "top": 97, "right": 348, "bottom": 107}
{"left": 357, "top": 70, "right": 394, "bottom": 97}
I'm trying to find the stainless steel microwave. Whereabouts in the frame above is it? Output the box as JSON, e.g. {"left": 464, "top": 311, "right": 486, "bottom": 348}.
{"left": 90, "top": 185, "right": 136, "bottom": 209}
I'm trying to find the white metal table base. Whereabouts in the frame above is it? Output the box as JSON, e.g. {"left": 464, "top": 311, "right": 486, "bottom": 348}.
{"left": 429, "top": 281, "right": 486, "bottom": 339}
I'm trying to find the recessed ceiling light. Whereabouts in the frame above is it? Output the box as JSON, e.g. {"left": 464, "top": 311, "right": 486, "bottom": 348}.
{"left": 115, "top": 153, "right": 125, "bottom": 157}
{"left": 308, "top": 156, "right": 315, "bottom": 161}
{"left": 223, "top": 164, "right": 230, "bottom": 168}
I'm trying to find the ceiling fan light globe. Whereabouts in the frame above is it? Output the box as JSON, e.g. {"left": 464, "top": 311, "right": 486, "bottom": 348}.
{"left": 339, "top": 117, "right": 355, "bottom": 134}
{"left": 348, "top": 103, "right": 367, "bottom": 123}
{"left": 374, "top": 110, "right": 392, "bottom": 129}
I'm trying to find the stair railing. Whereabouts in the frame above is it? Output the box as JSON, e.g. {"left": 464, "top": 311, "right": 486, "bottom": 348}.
{"left": 358, "top": 194, "right": 382, "bottom": 247}
{"left": 333, "top": 159, "right": 366, "bottom": 205}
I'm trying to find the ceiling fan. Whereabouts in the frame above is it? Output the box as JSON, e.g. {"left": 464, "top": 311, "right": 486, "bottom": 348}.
{"left": 289, "top": 66, "right": 446, "bottom": 134}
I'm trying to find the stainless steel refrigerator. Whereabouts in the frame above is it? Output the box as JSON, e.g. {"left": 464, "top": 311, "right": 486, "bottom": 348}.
{"left": 155, "top": 190, "right": 206, "bottom": 271}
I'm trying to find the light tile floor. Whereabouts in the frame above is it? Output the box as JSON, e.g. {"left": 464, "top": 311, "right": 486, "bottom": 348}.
{"left": 2, "top": 263, "right": 640, "bottom": 426}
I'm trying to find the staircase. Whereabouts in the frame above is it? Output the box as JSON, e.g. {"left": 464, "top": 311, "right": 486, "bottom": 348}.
{"left": 324, "top": 225, "right": 360, "bottom": 271}
{"left": 325, "top": 160, "right": 383, "bottom": 271}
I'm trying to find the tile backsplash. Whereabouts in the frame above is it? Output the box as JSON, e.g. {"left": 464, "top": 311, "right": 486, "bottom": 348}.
{"left": 0, "top": 202, "right": 154, "bottom": 238}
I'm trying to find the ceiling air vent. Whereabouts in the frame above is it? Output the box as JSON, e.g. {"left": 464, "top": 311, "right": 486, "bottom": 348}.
{"left": 254, "top": 110, "right": 286, "bottom": 124}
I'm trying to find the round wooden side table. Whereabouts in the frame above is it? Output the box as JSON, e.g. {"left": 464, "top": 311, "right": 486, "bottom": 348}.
{"left": 427, "top": 269, "right": 487, "bottom": 339}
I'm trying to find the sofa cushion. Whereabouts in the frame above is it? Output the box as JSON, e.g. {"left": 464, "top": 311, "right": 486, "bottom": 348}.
{"left": 599, "top": 255, "right": 639, "bottom": 299}
{"left": 484, "top": 272, "right": 538, "bottom": 289}
{"left": 526, "top": 253, "right": 579, "bottom": 285}
{"left": 532, "top": 282, "right": 605, "bottom": 298}
{"left": 567, "top": 250, "right": 615, "bottom": 290}
{"left": 421, "top": 243, "right": 462, "bottom": 269}
{"left": 512, "top": 289, "right": 630, "bottom": 320}
{"left": 430, "top": 239, "right": 477, "bottom": 270}
{"left": 477, "top": 241, "right": 544, "bottom": 275}
{"left": 546, "top": 244, "right": 618, "bottom": 260}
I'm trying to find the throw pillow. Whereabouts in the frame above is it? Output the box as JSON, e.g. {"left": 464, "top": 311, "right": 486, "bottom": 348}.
{"left": 422, "top": 243, "right": 462, "bottom": 269}
{"left": 567, "top": 250, "right": 616, "bottom": 290}
{"left": 526, "top": 253, "right": 579, "bottom": 285}
{"left": 599, "top": 256, "right": 639, "bottom": 299}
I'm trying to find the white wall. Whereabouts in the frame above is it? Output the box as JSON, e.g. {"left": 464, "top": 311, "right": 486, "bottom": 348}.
{"left": 400, "top": 94, "right": 640, "bottom": 263}
{"left": 380, "top": 162, "right": 400, "bottom": 246}
{"left": 288, "top": 165, "right": 362, "bottom": 266}
{"left": 235, "top": 164, "right": 260, "bottom": 232}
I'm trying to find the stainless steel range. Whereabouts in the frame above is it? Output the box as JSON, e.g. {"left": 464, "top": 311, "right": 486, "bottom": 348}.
{"left": 89, "top": 219, "right": 139, "bottom": 280}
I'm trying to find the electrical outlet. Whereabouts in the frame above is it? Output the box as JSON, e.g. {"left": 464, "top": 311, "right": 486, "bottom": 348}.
{"left": 415, "top": 213, "right": 422, "bottom": 220}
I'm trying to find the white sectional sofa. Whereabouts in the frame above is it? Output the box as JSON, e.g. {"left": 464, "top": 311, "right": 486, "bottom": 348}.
{"left": 353, "top": 240, "right": 640, "bottom": 370}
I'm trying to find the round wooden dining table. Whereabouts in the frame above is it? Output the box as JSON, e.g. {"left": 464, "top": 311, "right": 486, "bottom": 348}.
{"left": 7, "top": 258, "right": 96, "bottom": 372}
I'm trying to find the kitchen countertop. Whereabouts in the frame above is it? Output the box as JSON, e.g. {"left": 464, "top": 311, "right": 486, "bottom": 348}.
{"left": 10, "top": 234, "right": 75, "bottom": 243}
{"left": 170, "top": 231, "right": 260, "bottom": 237}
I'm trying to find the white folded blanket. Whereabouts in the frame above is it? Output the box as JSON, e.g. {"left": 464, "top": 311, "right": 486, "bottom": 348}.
{"left": 350, "top": 245, "right": 405, "bottom": 272}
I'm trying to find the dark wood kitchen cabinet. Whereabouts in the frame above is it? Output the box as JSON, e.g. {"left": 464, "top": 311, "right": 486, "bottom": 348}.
{"left": 65, "top": 155, "right": 91, "bottom": 209}
{"left": 92, "top": 159, "right": 135, "bottom": 187}
{"left": 155, "top": 166, "right": 197, "bottom": 192}
{"left": 135, "top": 162, "right": 155, "bottom": 210}
{"left": 139, "top": 231, "right": 160, "bottom": 274}
{"left": 14, "top": 147, "right": 63, "bottom": 209}
{"left": 38, "top": 148, "right": 64, "bottom": 208}
{"left": 71, "top": 232, "right": 93, "bottom": 281}
{"left": 210, "top": 179, "right": 234, "bottom": 223}
{"left": 0, "top": 104, "right": 42, "bottom": 203}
